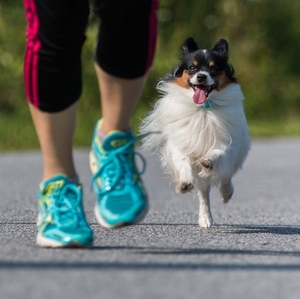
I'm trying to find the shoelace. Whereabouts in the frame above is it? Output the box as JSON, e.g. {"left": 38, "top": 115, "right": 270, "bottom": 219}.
{"left": 91, "top": 135, "right": 147, "bottom": 196}
{"left": 43, "top": 183, "right": 82, "bottom": 229}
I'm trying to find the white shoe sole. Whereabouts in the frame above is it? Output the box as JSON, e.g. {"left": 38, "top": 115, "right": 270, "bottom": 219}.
{"left": 36, "top": 233, "right": 90, "bottom": 248}
{"left": 94, "top": 204, "right": 149, "bottom": 229}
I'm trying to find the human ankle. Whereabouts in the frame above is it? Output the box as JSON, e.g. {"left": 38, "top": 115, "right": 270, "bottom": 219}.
{"left": 99, "top": 119, "right": 130, "bottom": 135}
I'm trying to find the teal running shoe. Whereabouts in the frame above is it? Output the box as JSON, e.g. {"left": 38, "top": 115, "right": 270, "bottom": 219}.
{"left": 90, "top": 120, "right": 148, "bottom": 228}
{"left": 36, "top": 174, "right": 93, "bottom": 248}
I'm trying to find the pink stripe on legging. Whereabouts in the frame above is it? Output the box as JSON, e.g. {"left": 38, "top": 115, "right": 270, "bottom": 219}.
{"left": 24, "top": 0, "right": 41, "bottom": 108}
{"left": 144, "top": 0, "right": 159, "bottom": 73}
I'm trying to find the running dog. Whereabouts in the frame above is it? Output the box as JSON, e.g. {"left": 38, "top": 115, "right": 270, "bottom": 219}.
{"left": 140, "top": 37, "right": 251, "bottom": 228}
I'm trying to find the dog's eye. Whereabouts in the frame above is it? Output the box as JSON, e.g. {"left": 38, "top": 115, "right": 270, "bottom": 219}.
{"left": 189, "top": 65, "right": 196, "bottom": 71}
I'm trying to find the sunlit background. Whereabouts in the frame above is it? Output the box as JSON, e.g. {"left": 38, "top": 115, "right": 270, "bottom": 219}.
{"left": 1, "top": 0, "right": 300, "bottom": 150}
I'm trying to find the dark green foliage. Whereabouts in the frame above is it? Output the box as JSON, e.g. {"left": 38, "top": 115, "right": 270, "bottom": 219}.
{"left": 1, "top": 0, "right": 300, "bottom": 150}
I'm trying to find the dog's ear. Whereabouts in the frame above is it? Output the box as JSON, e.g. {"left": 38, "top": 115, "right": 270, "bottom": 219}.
{"left": 173, "top": 66, "right": 184, "bottom": 77}
{"left": 183, "top": 37, "right": 199, "bottom": 54}
{"left": 212, "top": 38, "right": 229, "bottom": 58}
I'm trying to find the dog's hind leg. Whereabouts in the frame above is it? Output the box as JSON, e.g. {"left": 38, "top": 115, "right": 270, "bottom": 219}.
{"left": 198, "top": 187, "right": 213, "bottom": 228}
{"left": 220, "top": 178, "right": 234, "bottom": 204}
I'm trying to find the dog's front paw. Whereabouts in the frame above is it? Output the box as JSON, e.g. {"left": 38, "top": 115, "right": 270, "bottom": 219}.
{"left": 176, "top": 182, "right": 194, "bottom": 194}
{"left": 199, "top": 157, "right": 214, "bottom": 170}
{"left": 199, "top": 215, "right": 213, "bottom": 228}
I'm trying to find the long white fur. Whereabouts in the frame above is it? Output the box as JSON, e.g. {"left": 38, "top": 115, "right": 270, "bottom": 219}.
{"left": 140, "top": 80, "right": 251, "bottom": 228}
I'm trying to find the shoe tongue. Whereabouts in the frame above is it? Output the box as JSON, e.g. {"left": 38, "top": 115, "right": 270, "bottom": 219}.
{"left": 193, "top": 86, "right": 207, "bottom": 105}
{"left": 41, "top": 175, "right": 68, "bottom": 194}
{"left": 102, "top": 131, "right": 133, "bottom": 151}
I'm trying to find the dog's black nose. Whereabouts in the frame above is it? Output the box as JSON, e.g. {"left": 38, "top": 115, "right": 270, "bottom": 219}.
{"left": 197, "top": 74, "right": 207, "bottom": 82}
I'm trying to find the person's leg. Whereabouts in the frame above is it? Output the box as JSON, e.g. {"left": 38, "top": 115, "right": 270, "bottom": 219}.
{"left": 24, "top": 0, "right": 89, "bottom": 181}
{"left": 89, "top": 0, "right": 158, "bottom": 228}
{"left": 24, "top": 0, "right": 92, "bottom": 247}
{"left": 94, "top": 0, "right": 158, "bottom": 134}
{"left": 29, "top": 102, "right": 77, "bottom": 181}
{"left": 95, "top": 65, "right": 146, "bottom": 134}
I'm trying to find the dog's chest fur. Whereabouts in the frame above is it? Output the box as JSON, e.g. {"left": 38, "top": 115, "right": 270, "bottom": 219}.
{"left": 142, "top": 81, "right": 247, "bottom": 160}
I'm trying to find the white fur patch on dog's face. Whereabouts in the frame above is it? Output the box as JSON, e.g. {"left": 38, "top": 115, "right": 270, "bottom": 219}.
{"left": 189, "top": 71, "right": 215, "bottom": 86}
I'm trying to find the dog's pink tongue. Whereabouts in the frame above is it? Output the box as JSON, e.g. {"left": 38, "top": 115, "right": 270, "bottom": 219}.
{"left": 193, "top": 86, "right": 207, "bottom": 104}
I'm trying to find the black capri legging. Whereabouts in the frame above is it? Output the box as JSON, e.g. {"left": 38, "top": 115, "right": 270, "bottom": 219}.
{"left": 23, "top": 0, "right": 158, "bottom": 112}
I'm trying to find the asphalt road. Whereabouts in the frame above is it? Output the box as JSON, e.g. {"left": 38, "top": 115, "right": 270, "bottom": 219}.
{"left": 2, "top": 138, "right": 300, "bottom": 299}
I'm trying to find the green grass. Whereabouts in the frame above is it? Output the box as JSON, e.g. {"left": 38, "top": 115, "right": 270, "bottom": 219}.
{"left": 248, "top": 119, "right": 300, "bottom": 138}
